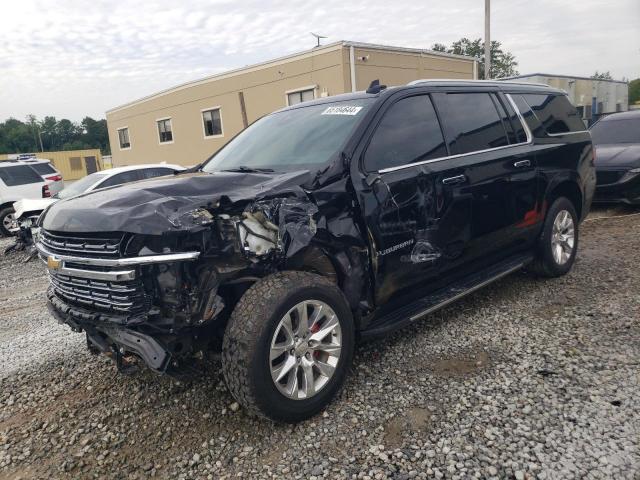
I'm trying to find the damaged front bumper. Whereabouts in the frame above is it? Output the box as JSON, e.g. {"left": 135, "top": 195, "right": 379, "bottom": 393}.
{"left": 37, "top": 240, "right": 215, "bottom": 373}
{"left": 47, "top": 289, "right": 171, "bottom": 371}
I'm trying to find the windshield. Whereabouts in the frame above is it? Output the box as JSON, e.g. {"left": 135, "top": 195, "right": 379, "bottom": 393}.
{"left": 201, "top": 98, "right": 374, "bottom": 173}
{"left": 590, "top": 118, "right": 640, "bottom": 144}
{"left": 55, "top": 172, "right": 108, "bottom": 199}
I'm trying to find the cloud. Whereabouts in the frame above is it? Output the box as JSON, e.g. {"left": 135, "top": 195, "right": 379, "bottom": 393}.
{"left": 0, "top": 0, "right": 638, "bottom": 121}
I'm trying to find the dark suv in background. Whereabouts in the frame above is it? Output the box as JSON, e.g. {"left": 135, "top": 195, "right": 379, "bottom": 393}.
{"left": 37, "top": 80, "right": 595, "bottom": 422}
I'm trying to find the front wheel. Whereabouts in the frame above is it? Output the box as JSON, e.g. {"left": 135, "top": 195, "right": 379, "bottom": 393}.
{"left": 221, "top": 271, "right": 354, "bottom": 423}
{"left": 529, "top": 197, "right": 579, "bottom": 277}
{"left": 0, "top": 207, "right": 18, "bottom": 237}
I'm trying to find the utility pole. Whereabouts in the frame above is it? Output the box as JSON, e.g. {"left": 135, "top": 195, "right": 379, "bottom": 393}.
{"left": 484, "top": 0, "right": 491, "bottom": 79}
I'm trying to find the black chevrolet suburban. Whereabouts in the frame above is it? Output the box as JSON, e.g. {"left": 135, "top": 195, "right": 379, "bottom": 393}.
{"left": 38, "top": 80, "right": 595, "bottom": 422}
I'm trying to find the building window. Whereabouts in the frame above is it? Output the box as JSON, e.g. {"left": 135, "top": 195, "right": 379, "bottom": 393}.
{"left": 287, "top": 87, "right": 315, "bottom": 106}
{"left": 69, "top": 157, "right": 82, "bottom": 171}
{"left": 202, "top": 108, "right": 223, "bottom": 137}
{"left": 157, "top": 118, "right": 173, "bottom": 143}
{"left": 117, "top": 127, "right": 130, "bottom": 149}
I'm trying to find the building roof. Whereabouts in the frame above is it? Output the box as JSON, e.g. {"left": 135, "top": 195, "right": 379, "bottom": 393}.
{"left": 501, "top": 73, "right": 628, "bottom": 85}
{"left": 106, "top": 40, "right": 477, "bottom": 115}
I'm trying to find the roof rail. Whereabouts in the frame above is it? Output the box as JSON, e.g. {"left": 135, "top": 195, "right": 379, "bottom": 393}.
{"left": 407, "top": 79, "right": 552, "bottom": 88}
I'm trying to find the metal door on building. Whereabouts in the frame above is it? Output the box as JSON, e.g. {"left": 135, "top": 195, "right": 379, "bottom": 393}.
{"left": 84, "top": 156, "right": 98, "bottom": 174}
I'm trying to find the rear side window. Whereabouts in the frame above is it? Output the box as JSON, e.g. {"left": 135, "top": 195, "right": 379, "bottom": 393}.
{"left": 139, "top": 168, "right": 174, "bottom": 179}
{"left": 499, "top": 96, "right": 528, "bottom": 143}
{"left": 0, "top": 165, "right": 43, "bottom": 186}
{"left": 511, "top": 95, "right": 545, "bottom": 138}
{"left": 364, "top": 95, "right": 447, "bottom": 171}
{"left": 99, "top": 170, "right": 142, "bottom": 188}
{"left": 30, "top": 163, "right": 56, "bottom": 175}
{"left": 439, "top": 93, "right": 509, "bottom": 155}
{"left": 521, "top": 94, "right": 586, "bottom": 134}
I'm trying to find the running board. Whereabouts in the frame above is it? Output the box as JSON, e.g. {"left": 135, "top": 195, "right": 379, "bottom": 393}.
{"left": 361, "top": 254, "right": 533, "bottom": 338}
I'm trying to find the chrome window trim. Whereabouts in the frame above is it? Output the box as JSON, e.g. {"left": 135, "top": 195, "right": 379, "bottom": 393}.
{"left": 377, "top": 93, "right": 533, "bottom": 175}
{"left": 36, "top": 242, "right": 200, "bottom": 267}
{"left": 546, "top": 130, "right": 591, "bottom": 137}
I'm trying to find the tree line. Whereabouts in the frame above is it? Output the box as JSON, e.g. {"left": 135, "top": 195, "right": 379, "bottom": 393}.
{"left": 0, "top": 116, "right": 110, "bottom": 155}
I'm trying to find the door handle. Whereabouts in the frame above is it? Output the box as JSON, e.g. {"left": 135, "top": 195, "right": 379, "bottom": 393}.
{"left": 514, "top": 159, "right": 531, "bottom": 168}
{"left": 442, "top": 174, "right": 466, "bottom": 185}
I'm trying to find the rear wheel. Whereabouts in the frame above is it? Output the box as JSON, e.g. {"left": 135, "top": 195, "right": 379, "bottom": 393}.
{"left": 222, "top": 271, "right": 354, "bottom": 423}
{"left": 529, "top": 197, "right": 579, "bottom": 277}
{"left": 0, "top": 207, "right": 17, "bottom": 237}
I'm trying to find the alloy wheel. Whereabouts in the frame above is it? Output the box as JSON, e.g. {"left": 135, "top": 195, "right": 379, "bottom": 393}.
{"left": 551, "top": 209, "right": 575, "bottom": 265}
{"left": 269, "top": 300, "right": 342, "bottom": 400}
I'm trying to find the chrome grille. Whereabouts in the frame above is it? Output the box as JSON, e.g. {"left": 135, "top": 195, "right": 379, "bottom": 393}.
{"left": 596, "top": 170, "right": 625, "bottom": 186}
{"left": 49, "top": 271, "right": 149, "bottom": 314}
{"left": 40, "top": 230, "right": 124, "bottom": 258}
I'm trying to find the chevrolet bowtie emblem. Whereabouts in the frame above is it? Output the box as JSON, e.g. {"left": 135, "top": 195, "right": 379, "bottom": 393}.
{"left": 47, "top": 256, "right": 62, "bottom": 270}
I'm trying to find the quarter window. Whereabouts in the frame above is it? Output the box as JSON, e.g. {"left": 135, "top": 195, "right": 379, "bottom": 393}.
{"left": 202, "top": 109, "right": 223, "bottom": 137}
{"left": 364, "top": 95, "right": 447, "bottom": 172}
{"left": 118, "top": 127, "right": 131, "bottom": 149}
{"left": 439, "top": 93, "right": 509, "bottom": 155}
{"left": 521, "top": 94, "right": 585, "bottom": 134}
{"left": 157, "top": 119, "right": 173, "bottom": 143}
{"left": 287, "top": 88, "right": 315, "bottom": 106}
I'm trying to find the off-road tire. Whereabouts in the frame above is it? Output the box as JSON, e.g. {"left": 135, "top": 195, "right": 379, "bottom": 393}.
{"left": 529, "top": 196, "right": 579, "bottom": 277}
{"left": 0, "top": 207, "right": 16, "bottom": 237}
{"left": 221, "top": 271, "right": 354, "bottom": 423}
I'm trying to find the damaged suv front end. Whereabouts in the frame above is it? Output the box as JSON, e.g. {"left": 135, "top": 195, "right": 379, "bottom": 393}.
{"left": 38, "top": 96, "right": 375, "bottom": 378}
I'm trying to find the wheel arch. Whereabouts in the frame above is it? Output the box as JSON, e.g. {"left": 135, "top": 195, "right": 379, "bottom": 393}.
{"left": 545, "top": 178, "right": 584, "bottom": 221}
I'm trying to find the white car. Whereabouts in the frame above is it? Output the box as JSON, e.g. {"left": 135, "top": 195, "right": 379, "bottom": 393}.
{"left": 12, "top": 164, "right": 185, "bottom": 231}
{"left": 0, "top": 161, "right": 51, "bottom": 236}
{"left": 18, "top": 158, "right": 65, "bottom": 196}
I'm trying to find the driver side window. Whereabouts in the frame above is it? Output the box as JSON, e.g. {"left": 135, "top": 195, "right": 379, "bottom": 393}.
{"left": 364, "top": 95, "right": 447, "bottom": 172}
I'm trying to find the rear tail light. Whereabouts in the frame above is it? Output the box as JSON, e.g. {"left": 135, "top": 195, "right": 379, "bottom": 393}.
{"left": 42, "top": 184, "right": 51, "bottom": 198}
{"left": 46, "top": 175, "right": 63, "bottom": 182}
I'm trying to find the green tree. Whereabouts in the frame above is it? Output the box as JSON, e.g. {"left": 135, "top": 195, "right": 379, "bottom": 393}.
{"left": 0, "top": 114, "right": 110, "bottom": 155}
{"left": 591, "top": 71, "right": 613, "bottom": 80}
{"left": 629, "top": 78, "right": 640, "bottom": 105}
{"left": 431, "top": 37, "right": 519, "bottom": 78}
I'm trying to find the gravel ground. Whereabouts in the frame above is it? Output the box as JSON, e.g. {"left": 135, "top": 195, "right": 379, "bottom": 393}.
{"left": 1, "top": 207, "right": 639, "bottom": 480}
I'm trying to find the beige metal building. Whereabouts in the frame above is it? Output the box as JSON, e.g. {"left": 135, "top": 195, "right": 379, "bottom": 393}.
{"left": 0, "top": 149, "right": 103, "bottom": 180}
{"left": 106, "top": 41, "right": 477, "bottom": 167}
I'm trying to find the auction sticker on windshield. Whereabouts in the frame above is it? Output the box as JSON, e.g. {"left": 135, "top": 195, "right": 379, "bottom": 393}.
{"left": 321, "top": 106, "right": 363, "bottom": 116}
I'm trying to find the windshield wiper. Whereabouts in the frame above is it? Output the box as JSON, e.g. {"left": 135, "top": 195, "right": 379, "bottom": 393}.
{"left": 219, "top": 166, "right": 275, "bottom": 173}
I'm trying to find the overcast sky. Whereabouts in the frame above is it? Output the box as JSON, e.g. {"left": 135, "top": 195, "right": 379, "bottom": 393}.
{"left": 1, "top": 0, "right": 638, "bottom": 121}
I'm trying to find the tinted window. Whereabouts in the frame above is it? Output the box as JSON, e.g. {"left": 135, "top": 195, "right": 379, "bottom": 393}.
{"left": 99, "top": 170, "right": 141, "bottom": 188}
{"left": 499, "top": 96, "right": 528, "bottom": 143}
{"left": 30, "top": 163, "right": 56, "bottom": 175}
{"left": 590, "top": 117, "right": 640, "bottom": 144}
{"left": 0, "top": 165, "right": 43, "bottom": 186}
{"left": 364, "top": 95, "right": 446, "bottom": 171}
{"left": 139, "top": 168, "right": 175, "bottom": 179}
{"left": 522, "top": 94, "right": 585, "bottom": 134}
{"left": 512, "top": 95, "right": 545, "bottom": 138}
{"left": 440, "top": 93, "right": 509, "bottom": 155}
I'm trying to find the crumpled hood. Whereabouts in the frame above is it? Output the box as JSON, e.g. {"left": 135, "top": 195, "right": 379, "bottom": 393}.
{"left": 41, "top": 170, "right": 312, "bottom": 235}
{"left": 595, "top": 144, "right": 640, "bottom": 169}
